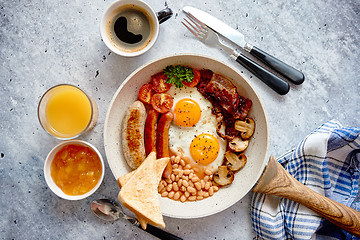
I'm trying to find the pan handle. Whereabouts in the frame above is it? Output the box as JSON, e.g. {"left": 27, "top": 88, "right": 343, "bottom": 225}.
{"left": 253, "top": 155, "right": 360, "bottom": 238}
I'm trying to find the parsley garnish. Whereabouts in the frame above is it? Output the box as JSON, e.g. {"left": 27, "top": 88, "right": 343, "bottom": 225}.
{"left": 163, "top": 65, "right": 194, "bottom": 88}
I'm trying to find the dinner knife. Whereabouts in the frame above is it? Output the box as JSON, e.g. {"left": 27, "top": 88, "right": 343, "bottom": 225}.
{"left": 183, "top": 6, "right": 305, "bottom": 85}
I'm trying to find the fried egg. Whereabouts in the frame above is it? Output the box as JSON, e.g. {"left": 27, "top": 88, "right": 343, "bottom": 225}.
{"left": 168, "top": 85, "right": 226, "bottom": 173}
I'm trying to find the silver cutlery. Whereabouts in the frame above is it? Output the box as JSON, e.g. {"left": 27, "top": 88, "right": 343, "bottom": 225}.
{"left": 182, "top": 13, "right": 290, "bottom": 95}
{"left": 183, "top": 6, "right": 304, "bottom": 85}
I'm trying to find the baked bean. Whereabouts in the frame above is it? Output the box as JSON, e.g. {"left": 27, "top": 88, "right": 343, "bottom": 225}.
{"left": 173, "top": 182, "right": 179, "bottom": 191}
{"left": 180, "top": 195, "right": 187, "bottom": 202}
{"left": 209, "top": 186, "right": 214, "bottom": 196}
{"left": 188, "top": 196, "right": 196, "bottom": 201}
{"left": 159, "top": 187, "right": 166, "bottom": 194}
{"left": 161, "top": 180, "right": 167, "bottom": 186}
{"left": 194, "top": 182, "right": 201, "bottom": 191}
{"left": 180, "top": 159, "right": 185, "bottom": 166}
{"left": 160, "top": 153, "right": 225, "bottom": 203}
{"left": 158, "top": 184, "right": 164, "bottom": 192}
{"left": 192, "top": 177, "right": 200, "bottom": 182}
{"left": 200, "top": 180, "right": 205, "bottom": 189}
{"left": 174, "top": 192, "right": 180, "bottom": 200}
{"left": 175, "top": 155, "right": 181, "bottom": 164}
{"left": 187, "top": 186, "right": 196, "bottom": 193}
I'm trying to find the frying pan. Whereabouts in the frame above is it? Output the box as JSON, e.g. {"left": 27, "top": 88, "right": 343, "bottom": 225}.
{"left": 104, "top": 54, "right": 360, "bottom": 236}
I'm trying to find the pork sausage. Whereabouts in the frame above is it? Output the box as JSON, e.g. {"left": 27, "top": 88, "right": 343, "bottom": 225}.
{"left": 121, "top": 101, "right": 146, "bottom": 169}
{"left": 144, "top": 109, "right": 159, "bottom": 156}
{"left": 156, "top": 112, "right": 173, "bottom": 178}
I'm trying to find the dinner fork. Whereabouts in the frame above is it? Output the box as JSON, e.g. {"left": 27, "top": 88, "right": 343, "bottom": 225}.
{"left": 182, "top": 13, "right": 290, "bottom": 95}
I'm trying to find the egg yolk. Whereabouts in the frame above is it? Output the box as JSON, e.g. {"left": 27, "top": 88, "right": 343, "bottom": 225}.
{"left": 173, "top": 98, "right": 201, "bottom": 127}
{"left": 190, "top": 133, "right": 220, "bottom": 165}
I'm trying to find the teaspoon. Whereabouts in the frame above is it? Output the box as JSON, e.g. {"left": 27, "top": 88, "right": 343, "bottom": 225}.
{"left": 91, "top": 199, "right": 183, "bottom": 240}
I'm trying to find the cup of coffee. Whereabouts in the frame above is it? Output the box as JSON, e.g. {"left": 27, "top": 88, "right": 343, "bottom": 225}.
{"left": 100, "top": 0, "right": 172, "bottom": 57}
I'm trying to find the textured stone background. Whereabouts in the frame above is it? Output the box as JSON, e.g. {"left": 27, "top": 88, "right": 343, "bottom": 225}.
{"left": 0, "top": 0, "right": 359, "bottom": 239}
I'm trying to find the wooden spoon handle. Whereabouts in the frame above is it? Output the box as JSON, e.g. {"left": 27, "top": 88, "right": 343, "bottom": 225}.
{"left": 253, "top": 155, "right": 360, "bottom": 237}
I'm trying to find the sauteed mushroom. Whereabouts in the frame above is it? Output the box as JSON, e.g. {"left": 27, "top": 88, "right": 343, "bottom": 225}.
{"left": 225, "top": 151, "right": 247, "bottom": 171}
{"left": 234, "top": 117, "right": 255, "bottom": 139}
{"left": 213, "top": 166, "right": 234, "bottom": 186}
{"left": 228, "top": 137, "right": 249, "bottom": 152}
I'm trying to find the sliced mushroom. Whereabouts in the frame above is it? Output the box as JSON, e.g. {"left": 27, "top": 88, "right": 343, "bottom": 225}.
{"left": 234, "top": 118, "right": 255, "bottom": 139}
{"left": 228, "top": 137, "right": 249, "bottom": 152}
{"left": 213, "top": 166, "right": 234, "bottom": 186}
{"left": 225, "top": 151, "right": 247, "bottom": 171}
{"left": 216, "top": 118, "right": 227, "bottom": 139}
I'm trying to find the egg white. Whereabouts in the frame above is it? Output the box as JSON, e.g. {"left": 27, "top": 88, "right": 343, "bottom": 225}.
{"left": 168, "top": 85, "right": 226, "bottom": 173}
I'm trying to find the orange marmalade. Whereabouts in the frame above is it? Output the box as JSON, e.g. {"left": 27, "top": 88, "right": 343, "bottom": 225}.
{"left": 51, "top": 144, "right": 102, "bottom": 196}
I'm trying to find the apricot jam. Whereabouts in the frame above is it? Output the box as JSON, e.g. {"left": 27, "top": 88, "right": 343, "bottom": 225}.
{"left": 51, "top": 144, "right": 102, "bottom": 196}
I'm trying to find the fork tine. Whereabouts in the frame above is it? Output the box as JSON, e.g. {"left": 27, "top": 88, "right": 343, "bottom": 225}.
{"left": 184, "top": 12, "right": 207, "bottom": 31}
{"left": 181, "top": 19, "right": 201, "bottom": 38}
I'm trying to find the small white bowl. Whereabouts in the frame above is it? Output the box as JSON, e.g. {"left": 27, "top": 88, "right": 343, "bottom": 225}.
{"left": 44, "top": 140, "right": 105, "bottom": 200}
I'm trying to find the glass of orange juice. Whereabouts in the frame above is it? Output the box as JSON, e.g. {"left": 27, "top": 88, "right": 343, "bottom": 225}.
{"left": 38, "top": 84, "right": 98, "bottom": 140}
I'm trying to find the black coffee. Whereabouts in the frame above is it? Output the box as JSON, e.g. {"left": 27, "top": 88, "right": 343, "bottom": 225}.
{"left": 114, "top": 16, "right": 143, "bottom": 44}
{"left": 108, "top": 5, "right": 154, "bottom": 53}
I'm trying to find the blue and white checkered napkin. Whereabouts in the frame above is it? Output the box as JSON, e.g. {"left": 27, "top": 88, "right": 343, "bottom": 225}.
{"left": 251, "top": 120, "right": 360, "bottom": 240}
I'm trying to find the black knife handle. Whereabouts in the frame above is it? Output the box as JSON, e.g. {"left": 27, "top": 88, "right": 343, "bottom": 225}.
{"left": 250, "top": 46, "right": 304, "bottom": 85}
{"left": 143, "top": 224, "right": 183, "bottom": 240}
{"left": 235, "top": 53, "right": 290, "bottom": 95}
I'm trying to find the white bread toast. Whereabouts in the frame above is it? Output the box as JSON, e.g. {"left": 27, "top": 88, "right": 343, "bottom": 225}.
{"left": 118, "top": 152, "right": 169, "bottom": 229}
{"left": 117, "top": 157, "right": 169, "bottom": 188}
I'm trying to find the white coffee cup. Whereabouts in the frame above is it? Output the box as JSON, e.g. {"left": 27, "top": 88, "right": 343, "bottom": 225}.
{"left": 100, "top": 0, "right": 172, "bottom": 57}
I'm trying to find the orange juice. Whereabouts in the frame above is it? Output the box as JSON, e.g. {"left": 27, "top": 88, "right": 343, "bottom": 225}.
{"left": 42, "top": 85, "right": 93, "bottom": 138}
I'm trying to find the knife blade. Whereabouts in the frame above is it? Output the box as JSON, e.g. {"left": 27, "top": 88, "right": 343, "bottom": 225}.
{"left": 183, "top": 6, "right": 305, "bottom": 85}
